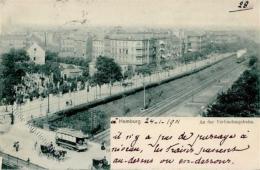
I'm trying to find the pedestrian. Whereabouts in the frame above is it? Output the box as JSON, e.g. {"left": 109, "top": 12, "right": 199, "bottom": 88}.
{"left": 101, "top": 142, "right": 105, "bottom": 150}
{"left": 16, "top": 143, "right": 19, "bottom": 152}
{"left": 13, "top": 141, "right": 17, "bottom": 148}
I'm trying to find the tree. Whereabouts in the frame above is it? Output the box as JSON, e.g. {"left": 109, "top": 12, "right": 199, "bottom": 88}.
{"left": 39, "top": 61, "right": 61, "bottom": 84}
{"left": 45, "top": 51, "right": 58, "bottom": 61}
{"left": 46, "top": 50, "right": 89, "bottom": 78}
{"left": 249, "top": 56, "right": 258, "bottom": 67}
{"left": 92, "top": 56, "right": 123, "bottom": 95}
{"left": 1, "top": 49, "right": 30, "bottom": 104}
{"left": 206, "top": 68, "right": 259, "bottom": 117}
{"left": 136, "top": 65, "right": 152, "bottom": 76}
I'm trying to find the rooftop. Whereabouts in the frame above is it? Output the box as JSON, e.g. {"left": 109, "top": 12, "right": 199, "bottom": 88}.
{"left": 106, "top": 33, "right": 171, "bottom": 41}
{"left": 0, "top": 33, "right": 28, "bottom": 40}
{"left": 56, "top": 128, "right": 88, "bottom": 138}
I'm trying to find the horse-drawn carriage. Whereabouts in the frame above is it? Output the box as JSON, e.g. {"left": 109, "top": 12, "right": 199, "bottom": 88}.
{"left": 40, "top": 144, "right": 67, "bottom": 161}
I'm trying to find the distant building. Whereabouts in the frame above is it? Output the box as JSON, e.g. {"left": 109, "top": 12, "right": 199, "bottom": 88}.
{"left": 104, "top": 33, "right": 158, "bottom": 72}
{"left": 30, "top": 32, "right": 60, "bottom": 53}
{"left": 88, "top": 61, "right": 97, "bottom": 76}
{"left": 89, "top": 32, "right": 182, "bottom": 75}
{"left": 92, "top": 36, "right": 105, "bottom": 59}
{"left": 210, "top": 34, "right": 238, "bottom": 44}
{"left": 60, "top": 63, "right": 83, "bottom": 79}
{"left": 54, "top": 32, "right": 92, "bottom": 59}
{"left": 0, "top": 33, "right": 30, "bottom": 54}
{"left": 26, "top": 42, "right": 46, "bottom": 65}
{"left": 185, "top": 34, "right": 207, "bottom": 52}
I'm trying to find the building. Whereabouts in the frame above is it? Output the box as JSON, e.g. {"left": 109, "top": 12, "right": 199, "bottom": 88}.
{"left": 54, "top": 31, "right": 92, "bottom": 59}
{"left": 0, "top": 33, "right": 30, "bottom": 54}
{"left": 89, "top": 32, "right": 182, "bottom": 75}
{"left": 209, "top": 33, "right": 238, "bottom": 44}
{"left": 60, "top": 63, "right": 83, "bottom": 79}
{"left": 26, "top": 42, "right": 46, "bottom": 65}
{"left": 185, "top": 34, "right": 207, "bottom": 52}
{"left": 104, "top": 33, "right": 158, "bottom": 72}
{"left": 92, "top": 35, "right": 105, "bottom": 59}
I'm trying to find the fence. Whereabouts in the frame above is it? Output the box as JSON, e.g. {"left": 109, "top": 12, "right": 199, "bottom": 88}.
{"left": 0, "top": 150, "right": 46, "bottom": 170}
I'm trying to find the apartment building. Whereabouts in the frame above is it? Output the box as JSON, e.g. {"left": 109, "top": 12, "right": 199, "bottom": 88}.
{"left": 104, "top": 34, "right": 157, "bottom": 71}
{"left": 92, "top": 36, "right": 105, "bottom": 59}
{"left": 0, "top": 33, "right": 30, "bottom": 54}
{"left": 185, "top": 34, "right": 207, "bottom": 52}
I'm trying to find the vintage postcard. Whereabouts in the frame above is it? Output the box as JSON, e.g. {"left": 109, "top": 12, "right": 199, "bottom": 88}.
{"left": 0, "top": 0, "right": 259, "bottom": 169}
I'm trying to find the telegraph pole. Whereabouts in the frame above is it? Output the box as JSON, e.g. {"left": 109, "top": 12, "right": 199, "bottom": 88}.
{"left": 11, "top": 104, "right": 14, "bottom": 125}
{"left": 143, "top": 75, "right": 146, "bottom": 109}
{"left": 47, "top": 91, "right": 50, "bottom": 113}
{"left": 47, "top": 82, "right": 50, "bottom": 113}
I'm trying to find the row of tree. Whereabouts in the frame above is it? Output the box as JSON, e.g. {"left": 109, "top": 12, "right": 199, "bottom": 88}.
{"left": 181, "top": 41, "right": 249, "bottom": 64}
{"left": 46, "top": 51, "right": 91, "bottom": 67}
{"left": 0, "top": 48, "right": 124, "bottom": 104}
{"left": 205, "top": 56, "right": 259, "bottom": 117}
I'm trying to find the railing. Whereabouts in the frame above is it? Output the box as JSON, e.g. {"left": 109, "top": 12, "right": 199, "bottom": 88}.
{"left": 0, "top": 150, "right": 46, "bottom": 170}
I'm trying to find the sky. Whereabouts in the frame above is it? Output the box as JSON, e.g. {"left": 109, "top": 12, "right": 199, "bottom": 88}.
{"left": 0, "top": 0, "right": 259, "bottom": 31}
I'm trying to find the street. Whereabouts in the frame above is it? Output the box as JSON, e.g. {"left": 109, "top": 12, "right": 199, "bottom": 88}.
{"left": 0, "top": 121, "right": 110, "bottom": 169}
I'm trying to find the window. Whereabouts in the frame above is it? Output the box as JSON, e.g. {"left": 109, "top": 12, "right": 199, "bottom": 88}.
{"left": 126, "top": 49, "right": 128, "bottom": 54}
{"left": 34, "top": 48, "right": 37, "bottom": 51}
{"left": 33, "top": 57, "right": 36, "bottom": 61}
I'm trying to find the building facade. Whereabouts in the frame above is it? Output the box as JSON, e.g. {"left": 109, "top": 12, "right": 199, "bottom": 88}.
{"left": 53, "top": 31, "right": 92, "bottom": 59}
{"left": 103, "top": 34, "right": 160, "bottom": 73}
{"left": 26, "top": 42, "right": 46, "bottom": 65}
{"left": 210, "top": 34, "right": 238, "bottom": 44}
{"left": 92, "top": 38, "right": 105, "bottom": 59}
{"left": 0, "top": 33, "right": 30, "bottom": 54}
{"left": 90, "top": 32, "right": 182, "bottom": 75}
{"left": 185, "top": 34, "right": 207, "bottom": 52}
{"left": 60, "top": 63, "right": 83, "bottom": 79}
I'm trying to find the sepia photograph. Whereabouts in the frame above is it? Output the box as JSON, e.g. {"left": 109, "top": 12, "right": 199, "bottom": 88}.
{"left": 0, "top": 0, "right": 259, "bottom": 169}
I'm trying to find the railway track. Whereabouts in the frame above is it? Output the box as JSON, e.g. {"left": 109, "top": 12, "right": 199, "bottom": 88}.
{"left": 141, "top": 61, "right": 246, "bottom": 117}
{"left": 92, "top": 57, "right": 246, "bottom": 144}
